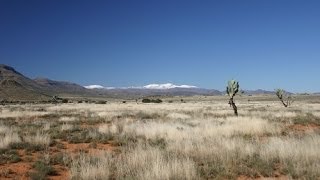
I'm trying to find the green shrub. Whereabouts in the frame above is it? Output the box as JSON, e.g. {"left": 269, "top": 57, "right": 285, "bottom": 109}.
{"left": 153, "top": 99, "right": 162, "bottom": 103}
{"left": 0, "top": 149, "right": 21, "bottom": 165}
{"left": 95, "top": 100, "right": 107, "bottom": 104}
{"left": 62, "top": 99, "right": 69, "bottom": 103}
{"left": 142, "top": 98, "right": 162, "bottom": 103}
{"left": 142, "top": 98, "right": 151, "bottom": 103}
{"left": 50, "top": 153, "right": 69, "bottom": 166}
{"left": 30, "top": 161, "right": 57, "bottom": 180}
{"left": 292, "top": 113, "right": 320, "bottom": 125}
{"left": 10, "top": 142, "right": 46, "bottom": 152}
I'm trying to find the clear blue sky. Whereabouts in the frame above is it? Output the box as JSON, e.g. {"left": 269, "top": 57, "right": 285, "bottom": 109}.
{"left": 1, "top": 0, "right": 320, "bottom": 92}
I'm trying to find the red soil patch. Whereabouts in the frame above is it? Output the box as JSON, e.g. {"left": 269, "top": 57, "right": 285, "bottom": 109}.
{"left": 237, "top": 175, "right": 289, "bottom": 180}
{"left": 0, "top": 140, "right": 116, "bottom": 179}
{"left": 237, "top": 175, "right": 251, "bottom": 180}
{"left": 289, "top": 124, "right": 320, "bottom": 132}
{"left": 256, "top": 176, "right": 289, "bottom": 180}
{"left": 48, "top": 165, "right": 69, "bottom": 180}
{"left": 17, "top": 150, "right": 39, "bottom": 161}
{"left": 47, "top": 141, "right": 116, "bottom": 179}
{"left": 60, "top": 141, "right": 115, "bottom": 155}
{"left": 237, "top": 163, "right": 289, "bottom": 180}
{"left": 0, "top": 150, "right": 48, "bottom": 179}
{"left": 0, "top": 162, "right": 32, "bottom": 180}
{"left": 0, "top": 150, "right": 40, "bottom": 179}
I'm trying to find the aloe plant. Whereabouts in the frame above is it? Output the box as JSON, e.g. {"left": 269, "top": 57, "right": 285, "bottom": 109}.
{"left": 275, "top": 89, "right": 294, "bottom": 107}
{"left": 226, "top": 80, "right": 239, "bottom": 116}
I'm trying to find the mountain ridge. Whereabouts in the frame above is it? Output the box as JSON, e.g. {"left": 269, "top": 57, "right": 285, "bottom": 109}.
{"left": 0, "top": 65, "right": 91, "bottom": 101}
{"left": 0, "top": 64, "right": 301, "bottom": 101}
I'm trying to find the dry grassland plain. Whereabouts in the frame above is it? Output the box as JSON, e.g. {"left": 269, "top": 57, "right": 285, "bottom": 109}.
{"left": 0, "top": 95, "right": 320, "bottom": 180}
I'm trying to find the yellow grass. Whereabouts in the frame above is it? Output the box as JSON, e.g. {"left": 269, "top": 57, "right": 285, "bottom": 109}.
{"left": 0, "top": 95, "right": 319, "bottom": 179}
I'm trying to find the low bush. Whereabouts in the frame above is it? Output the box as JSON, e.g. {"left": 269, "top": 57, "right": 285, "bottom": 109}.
{"left": 95, "top": 100, "right": 107, "bottom": 104}
{"left": 142, "top": 98, "right": 162, "bottom": 103}
{"left": 29, "top": 160, "right": 57, "bottom": 180}
{"left": 62, "top": 99, "right": 69, "bottom": 103}
{"left": 0, "top": 149, "right": 21, "bottom": 165}
{"left": 292, "top": 113, "right": 320, "bottom": 125}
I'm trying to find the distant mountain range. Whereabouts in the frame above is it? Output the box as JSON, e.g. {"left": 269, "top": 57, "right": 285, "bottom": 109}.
{"left": 84, "top": 84, "right": 276, "bottom": 96}
{"left": 242, "top": 89, "right": 275, "bottom": 95}
{"left": 91, "top": 86, "right": 223, "bottom": 98}
{"left": 0, "top": 64, "right": 302, "bottom": 101}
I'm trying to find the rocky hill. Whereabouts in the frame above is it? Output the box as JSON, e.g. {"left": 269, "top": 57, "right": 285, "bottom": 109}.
{"left": 0, "top": 65, "right": 90, "bottom": 101}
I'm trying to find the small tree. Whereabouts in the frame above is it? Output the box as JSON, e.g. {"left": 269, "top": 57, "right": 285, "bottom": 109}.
{"left": 275, "top": 89, "right": 294, "bottom": 107}
{"left": 226, "top": 80, "right": 239, "bottom": 116}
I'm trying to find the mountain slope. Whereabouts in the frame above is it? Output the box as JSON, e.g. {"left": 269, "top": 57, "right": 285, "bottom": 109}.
{"left": 34, "top": 78, "right": 88, "bottom": 94}
{"left": 0, "top": 65, "right": 91, "bottom": 101}
{"left": 243, "top": 89, "right": 275, "bottom": 95}
{"left": 0, "top": 64, "right": 50, "bottom": 101}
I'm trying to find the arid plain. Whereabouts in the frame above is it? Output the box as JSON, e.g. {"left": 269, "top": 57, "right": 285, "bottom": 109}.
{"left": 0, "top": 95, "right": 320, "bottom": 180}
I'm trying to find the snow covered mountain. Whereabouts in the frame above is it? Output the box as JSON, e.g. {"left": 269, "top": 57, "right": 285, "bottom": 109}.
{"left": 143, "top": 83, "right": 197, "bottom": 89}
{"left": 84, "top": 85, "right": 105, "bottom": 89}
{"left": 84, "top": 83, "right": 198, "bottom": 90}
{"left": 83, "top": 83, "right": 220, "bottom": 97}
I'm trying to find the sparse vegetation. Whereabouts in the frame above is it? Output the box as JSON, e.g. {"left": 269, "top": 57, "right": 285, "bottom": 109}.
{"left": 0, "top": 149, "right": 21, "bottom": 164}
{"left": 0, "top": 96, "right": 320, "bottom": 179}
{"left": 30, "top": 160, "right": 57, "bottom": 179}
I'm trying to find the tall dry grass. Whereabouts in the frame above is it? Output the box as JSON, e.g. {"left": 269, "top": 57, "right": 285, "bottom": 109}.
{"left": 24, "top": 131, "right": 51, "bottom": 147}
{"left": 0, "top": 126, "right": 21, "bottom": 149}
{"left": 1, "top": 97, "right": 320, "bottom": 179}
{"left": 70, "top": 151, "right": 113, "bottom": 180}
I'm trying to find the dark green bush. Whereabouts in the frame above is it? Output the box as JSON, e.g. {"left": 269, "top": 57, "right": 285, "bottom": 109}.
{"left": 30, "top": 160, "right": 57, "bottom": 180}
{"left": 0, "top": 149, "right": 21, "bottom": 165}
{"left": 142, "top": 98, "right": 151, "bottom": 103}
{"left": 62, "top": 99, "right": 69, "bottom": 103}
{"left": 95, "top": 100, "right": 107, "bottom": 104}
{"left": 142, "top": 98, "right": 162, "bottom": 103}
{"left": 153, "top": 99, "right": 162, "bottom": 103}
